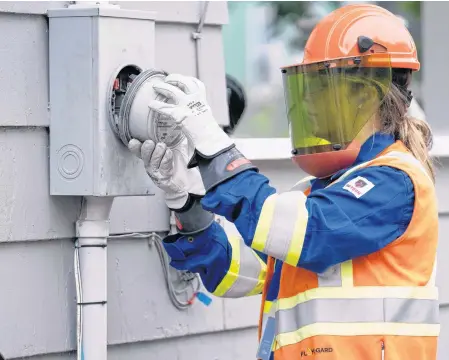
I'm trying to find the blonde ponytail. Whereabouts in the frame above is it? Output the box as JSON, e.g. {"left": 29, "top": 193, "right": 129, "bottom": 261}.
{"left": 397, "top": 114, "right": 435, "bottom": 181}
{"left": 379, "top": 81, "right": 435, "bottom": 182}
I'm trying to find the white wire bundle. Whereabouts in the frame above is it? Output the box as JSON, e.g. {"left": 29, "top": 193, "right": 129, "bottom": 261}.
{"left": 148, "top": 233, "right": 201, "bottom": 309}
{"left": 74, "top": 240, "right": 83, "bottom": 360}
{"left": 107, "top": 232, "right": 201, "bottom": 310}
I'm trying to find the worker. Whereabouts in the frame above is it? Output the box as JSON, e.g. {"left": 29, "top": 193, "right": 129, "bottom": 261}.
{"left": 129, "top": 4, "right": 439, "bottom": 360}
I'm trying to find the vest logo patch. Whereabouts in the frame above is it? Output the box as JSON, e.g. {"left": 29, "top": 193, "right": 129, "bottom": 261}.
{"left": 343, "top": 176, "right": 374, "bottom": 198}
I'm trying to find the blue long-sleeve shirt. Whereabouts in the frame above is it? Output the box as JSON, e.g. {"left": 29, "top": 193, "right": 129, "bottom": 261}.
{"left": 162, "top": 132, "right": 414, "bottom": 294}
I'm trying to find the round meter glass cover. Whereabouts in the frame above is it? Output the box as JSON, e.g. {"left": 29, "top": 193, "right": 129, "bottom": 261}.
{"left": 153, "top": 99, "right": 185, "bottom": 147}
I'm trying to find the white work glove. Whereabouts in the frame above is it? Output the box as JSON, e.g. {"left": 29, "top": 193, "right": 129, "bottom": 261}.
{"left": 148, "top": 74, "right": 234, "bottom": 167}
{"left": 128, "top": 137, "right": 204, "bottom": 210}
{"left": 148, "top": 74, "right": 257, "bottom": 191}
{"left": 129, "top": 138, "right": 214, "bottom": 235}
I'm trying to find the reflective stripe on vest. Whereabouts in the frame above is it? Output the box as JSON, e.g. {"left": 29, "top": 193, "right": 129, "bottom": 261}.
{"left": 213, "top": 235, "right": 266, "bottom": 298}
{"left": 275, "top": 295, "right": 439, "bottom": 349}
{"left": 276, "top": 297, "right": 439, "bottom": 333}
{"left": 332, "top": 151, "right": 432, "bottom": 186}
{"left": 261, "top": 300, "right": 274, "bottom": 332}
{"left": 274, "top": 284, "right": 440, "bottom": 349}
{"left": 383, "top": 151, "right": 433, "bottom": 182}
{"left": 257, "top": 151, "right": 439, "bottom": 352}
{"left": 252, "top": 191, "right": 308, "bottom": 267}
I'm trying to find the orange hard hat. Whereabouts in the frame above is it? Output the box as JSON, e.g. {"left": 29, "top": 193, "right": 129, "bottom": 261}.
{"left": 302, "top": 4, "right": 419, "bottom": 70}
{"left": 282, "top": 4, "right": 418, "bottom": 178}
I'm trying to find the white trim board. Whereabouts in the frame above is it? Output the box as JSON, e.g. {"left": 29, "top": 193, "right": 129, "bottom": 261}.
{"left": 234, "top": 136, "right": 449, "bottom": 161}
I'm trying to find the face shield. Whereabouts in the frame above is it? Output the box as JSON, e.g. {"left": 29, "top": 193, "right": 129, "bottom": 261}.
{"left": 282, "top": 55, "right": 392, "bottom": 158}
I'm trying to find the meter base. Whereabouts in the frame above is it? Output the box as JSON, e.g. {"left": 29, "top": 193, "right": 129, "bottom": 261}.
{"left": 108, "top": 67, "right": 185, "bottom": 148}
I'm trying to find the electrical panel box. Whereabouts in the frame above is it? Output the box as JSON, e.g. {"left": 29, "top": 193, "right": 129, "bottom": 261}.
{"left": 48, "top": 5, "right": 160, "bottom": 196}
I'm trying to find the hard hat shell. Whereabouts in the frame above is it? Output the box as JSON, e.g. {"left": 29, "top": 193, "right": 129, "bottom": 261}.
{"left": 301, "top": 4, "right": 419, "bottom": 70}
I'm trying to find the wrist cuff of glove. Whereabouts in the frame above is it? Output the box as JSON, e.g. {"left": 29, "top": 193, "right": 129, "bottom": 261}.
{"left": 168, "top": 193, "right": 194, "bottom": 213}
{"left": 174, "top": 197, "right": 214, "bottom": 235}
{"left": 187, "top": 144, "right": 235, "bottom": 169}
{"left": 197, "top": 146, "right": 258, "bottom": 191}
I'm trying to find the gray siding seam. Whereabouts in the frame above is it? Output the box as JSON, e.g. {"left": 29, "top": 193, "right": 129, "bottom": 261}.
{"left": 107, "top": 324, "right": 259, "bottom": 347}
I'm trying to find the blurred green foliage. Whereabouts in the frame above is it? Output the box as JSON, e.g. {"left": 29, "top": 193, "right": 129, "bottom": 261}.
{"left": 267, "top": 1, "right": 311, "bottom": 37}
{"left": 398, "top": 1, "right": 421, "bottom": 18}
{"left": 266, "top": 1, "right": 421, "bottom": 48}
{"left": 265, "top": 1, "right": 338, "bottom": 48}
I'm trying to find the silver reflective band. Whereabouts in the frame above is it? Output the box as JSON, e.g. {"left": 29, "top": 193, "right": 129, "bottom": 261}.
{"left": 222, "top": 237, "right": 264, "bottom": 298}
{"left": 383, "top": 151, "right": 432, "bottom": 182}
{"left": 262, "top": 191, "right": 307, "bottom": 262}
{"left": 276, "top": 297, "right": 439, "bottom": 335}
{"left": 331, "top": 151, "right": 432, "bottom": 186}
{"left": 261, "top": 305, "right": 276, "bottom": 336}
{"left": 262, "top": 314, "right": 269, "bottom": 332}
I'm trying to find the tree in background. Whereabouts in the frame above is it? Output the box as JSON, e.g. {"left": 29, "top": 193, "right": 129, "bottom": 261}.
{"left": 266, "top": 1, "right": 421, "bottom": 50}
{"left": 399, "top": 1, "right": 420, "bottom": 18}
{"left": 266, "top": 1, "right": 340, "bottom": 49}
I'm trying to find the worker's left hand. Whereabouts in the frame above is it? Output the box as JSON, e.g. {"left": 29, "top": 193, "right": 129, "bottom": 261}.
{"left": 148, "top": 74, "right": 234, "bottom": 167}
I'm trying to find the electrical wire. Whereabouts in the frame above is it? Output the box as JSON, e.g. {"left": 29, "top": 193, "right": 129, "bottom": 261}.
{"left": 196, "top": 1, "right": 209, "bottom": 34}
{"left": 192, "top": 1, "right": 210, "bottom": 80}
{"left": 74, "top": 240, "right": 83, "bottom": 360}
{"left": 148, "top": 232, "right": 201, "bottom": 309}
{"left": 74, "top": 198, "right": 84, "bottom": 360}
{"left": 108, "top": 232, "right": 201, "bottom": 310}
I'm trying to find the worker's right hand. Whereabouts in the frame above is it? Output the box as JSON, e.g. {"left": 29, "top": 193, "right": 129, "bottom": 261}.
{"left": 128, "top": 139, "right": 190, "bottom": 210}
{"left": 148, "top": 74, "right": 234, "bottom": 168}
{"left": 129, "top": 138, "right": 214, "bottom": 234}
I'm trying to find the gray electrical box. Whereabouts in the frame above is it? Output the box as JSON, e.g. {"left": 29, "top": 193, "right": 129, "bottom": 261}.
{"left": 48, "top": 5, "right": 159, "bottom": 196}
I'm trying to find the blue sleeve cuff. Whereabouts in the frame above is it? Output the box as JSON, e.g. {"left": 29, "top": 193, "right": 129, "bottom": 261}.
{"left": 162, "top": 221, "right": 232, "bottom": 293}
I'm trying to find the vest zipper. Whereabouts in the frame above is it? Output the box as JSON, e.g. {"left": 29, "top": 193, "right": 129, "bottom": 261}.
{"left": 381, "top": 341, "right": 385, "bottom": 360}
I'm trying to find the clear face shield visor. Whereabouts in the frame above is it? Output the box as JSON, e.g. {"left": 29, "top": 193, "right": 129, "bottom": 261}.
{"left": 282, "top": 55, "right": 392, "bottom": 156}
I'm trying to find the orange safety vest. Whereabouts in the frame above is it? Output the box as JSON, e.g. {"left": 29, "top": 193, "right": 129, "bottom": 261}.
{"left": 257, "top": 141, "right": 439, "bottom": 360}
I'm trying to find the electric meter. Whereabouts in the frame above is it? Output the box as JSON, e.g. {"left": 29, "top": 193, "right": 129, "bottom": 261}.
{"left": 108, "top": 66, "right": 185, "bottom": 148}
